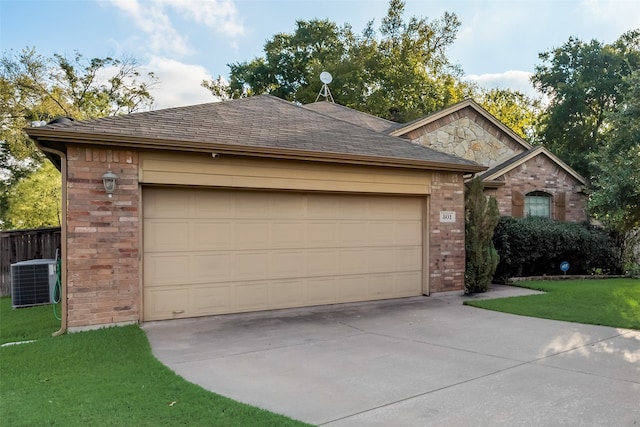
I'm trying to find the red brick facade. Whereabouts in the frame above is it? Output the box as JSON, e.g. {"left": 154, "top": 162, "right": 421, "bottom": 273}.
{"left": 66, "top": 146, "right": 140, "bottom": 329}
{"left": 428, "top": 172, "right": 466, "bottom": 293}
{"left": 486, "top": 155, "right": 588, "bottom": 222}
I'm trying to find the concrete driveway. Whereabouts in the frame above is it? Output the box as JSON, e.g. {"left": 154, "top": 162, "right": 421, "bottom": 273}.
{"left": 143, "top": 286, "right": 640, "bottom": 426}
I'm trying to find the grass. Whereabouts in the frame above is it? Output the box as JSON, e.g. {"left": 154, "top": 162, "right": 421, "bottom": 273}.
{"left": 0, "top": 297, "right": 310, "bottom": 426}
{"left": 0, "top": 298, "right": 62, "bottom": 345}
{"left": 465, "top": 278, "right": 640, "bottom": 330}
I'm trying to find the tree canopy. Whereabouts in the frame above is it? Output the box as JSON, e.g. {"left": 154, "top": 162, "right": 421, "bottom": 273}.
{"left": 531, "top": 29, "right": 640, "bottom": 179}
{"left": 1, "top": 47, "right": 157, "bottom": 229}
{"left": 203, "top": 0, "right": 473, "bottom": 122}
{"left": 589, "top": 68, "right": 640, "bottom": 233}
{"left": 476, "top": 88, "right": 541, "bottom": 140}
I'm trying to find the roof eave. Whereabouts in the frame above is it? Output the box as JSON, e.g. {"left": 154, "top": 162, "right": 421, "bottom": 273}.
{"left": 27, "top": 129, "right": 487, "bottom": 174}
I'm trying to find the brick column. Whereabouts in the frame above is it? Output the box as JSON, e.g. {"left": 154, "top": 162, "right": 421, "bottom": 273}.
{"left": 66, "top": 146, "right": 140, "bottom": 329}
{"left": 429, "top": 172, "right": 465, "bottom": 293}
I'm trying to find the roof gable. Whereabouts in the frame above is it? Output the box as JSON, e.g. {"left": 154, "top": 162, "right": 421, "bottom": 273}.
{"left": 389, "top": 99, "right": 532, "bottom": 151}
{"left": 26, "top": 94, "right": 485, "bottom": 173}
{"left": 479, "top": 146, "right": 587, "bottom": 186}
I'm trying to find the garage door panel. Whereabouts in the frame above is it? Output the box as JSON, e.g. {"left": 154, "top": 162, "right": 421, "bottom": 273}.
{"left": 307, "top": 196, "right": 338, "bottom": 219}
{"left": 272, "top": 222, "right": 306, "bottom": 247}
{"left": 192, "top": 253, "right": 231, "bottom": 281}
{"left": 144, "top": 188, "right": 423, "bottom": 320}
{"left": 305, "top": 277, "right": 338, "bottom": 303}
{"left": 395, "top": 272, "right": 422, "bottom": 294}
{"left": 306, "top": 250, "right": 338, "bottom": 275}
{"left": 145, "top": 191, "right": 191, "bottom": 219}
{"left": 396, "top": 222, "right": 422, "bottom": 245}
{"left": 338, "top": 198, "right": 368, "bottom": 219}
{"left": 145, "top": 220, "right": 190, "bottom": 250}
{"left": 235, "top": 193, "right": 270, "bottom": 218}
{"left": 145, "top": 287, "right": 188, "bottom": 319}
{"left": 368, "top": 248, "right": 397, "bottom": 272}
{"left": 338, "top": 275, "right": 370, "bottom": 300}
{"left": 193, "top": 221, "right": 232, "bottom": 249}
{"left": 235, "top": 222, "right": 269, "bottom": 249}
{"left": 235, "top": 283, "right": 269, "bottom": 310}
{"left": 145, "top": 254, "right": 190, "bottom": 285}
{"left": 270, "top": 251, "right": 306, "bottom": 277}
{"left": 396, "top": 247, "right": 422, "bottom": 269}
{"left": 338, "top": 222, "right": 370, "bottom": 246}
{"left": 193, "top": 286, "right": 232, "bottom": 314}
{"left": 307, "top": 222, "right": 337, "bottom": 246}
{"left": 271, "top": 280, "right": 304, "bottom": 308}
{"left": 234, "top": 252, "right": 270, "bottom": 280}
{"left": 193, "top": 192, "right": 233, "bottom": 217}
{"left": 339, "top": 249, "right": 369, "bottom": 274}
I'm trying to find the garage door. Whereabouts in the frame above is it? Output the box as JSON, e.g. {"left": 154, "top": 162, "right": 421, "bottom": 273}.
{"left": 143, "top": 187, "right": 423, "bottom": 321}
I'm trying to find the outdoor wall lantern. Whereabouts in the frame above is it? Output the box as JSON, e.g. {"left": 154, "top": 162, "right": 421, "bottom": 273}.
{"left": 102, "top": 170, "right": 118, "bottom": 198}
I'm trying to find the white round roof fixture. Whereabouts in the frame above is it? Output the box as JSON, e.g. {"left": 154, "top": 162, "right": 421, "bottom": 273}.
{"left": 320, "top": 71, "right": 333, "bottom": 84}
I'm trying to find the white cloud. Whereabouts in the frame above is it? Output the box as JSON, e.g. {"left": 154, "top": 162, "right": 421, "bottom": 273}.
{"left": 107, "top": 0, "right": 245, "bottom": 56}
{"left": 143, "top": 57, "right": 218, "bottom": 108}
{"left": 580, "top": 0, "right": 640, "bottom": 35}
{"left": 108, "top": 0, "right": 191, "bottom": 55}
{"left": 158, "top": 0, "right": 245, "bottom": 37}
{"left": 465, "top": 70, "right": 539, "bottom": 99}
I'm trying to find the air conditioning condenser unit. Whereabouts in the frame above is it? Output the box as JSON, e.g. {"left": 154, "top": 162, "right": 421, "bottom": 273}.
{"left": 10, "top": 259, "right": 57, "bottom": 308}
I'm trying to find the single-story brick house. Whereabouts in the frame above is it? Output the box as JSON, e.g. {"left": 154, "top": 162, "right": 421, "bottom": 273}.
{"left": 27, "top": 94, "right": 487, "bottom": 331}
{"left": 306, "top": 99, "right": 589, "bottom": 222}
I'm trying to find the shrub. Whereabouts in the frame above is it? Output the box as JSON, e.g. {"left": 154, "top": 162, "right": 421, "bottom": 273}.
{"left": 465, "top": 179, "right": 500, "bottom": 293}
{"left": 492, "top": 216, "right": 623, "bottom": 282}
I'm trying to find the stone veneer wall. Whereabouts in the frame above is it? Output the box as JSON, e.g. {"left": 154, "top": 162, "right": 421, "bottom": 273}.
{"left": 429, "top": 172, "right": 466, "bottom": 293}
{"left": 66, "top": 146, "right": 140, "bottom": 329}
{"left": 404, "top": 107, "right": 526, "bottom": 168}
{"left": 486, "top": 155, "right": 587, "bottom": 222}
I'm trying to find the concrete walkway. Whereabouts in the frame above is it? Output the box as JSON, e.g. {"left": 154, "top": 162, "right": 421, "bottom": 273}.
{"left": 143, "top": 285, "right": 640, "bottom": 426}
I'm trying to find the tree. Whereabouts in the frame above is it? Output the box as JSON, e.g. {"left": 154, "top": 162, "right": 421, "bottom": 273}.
{"left": 589, "top": 68, "right": 640, "bottom": 249}
{"left": 3, "top": 160, "right": 61, "bottom": 229}
{"left": 476, "top": 88, "right": 542, "bottom": 141}
{"left": 464, "top": 178, "right": 500, "bottom": 293}
{"left": 531, "top": 30, "right": 640, "bottom": 179}
{"left": 203, "top": 0, "right": 473, "bottom": 122}
{"left": 1, "top": 47, "right": 157, "bottom": 229}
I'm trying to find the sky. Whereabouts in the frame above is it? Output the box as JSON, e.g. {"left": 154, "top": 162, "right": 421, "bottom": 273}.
{"left": 1, "top": 0, "right": 639, "bottom": 110}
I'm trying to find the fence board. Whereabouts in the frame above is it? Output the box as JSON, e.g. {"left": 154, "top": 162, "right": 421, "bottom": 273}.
{"left": 0, "top": 227, "right": 61, "bottom": 296}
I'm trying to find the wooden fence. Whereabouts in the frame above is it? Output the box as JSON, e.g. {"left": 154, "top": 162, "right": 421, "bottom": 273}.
{"left": 0, "top": 227, "right": 61, "bottom": 296}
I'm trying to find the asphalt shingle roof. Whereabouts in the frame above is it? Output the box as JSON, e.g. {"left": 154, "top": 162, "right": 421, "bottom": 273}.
{"left": 302, "top": 101, "right": 397, "bottom": 133}
{"left": 29, "top": 94, "right": 483, "bottom": 171}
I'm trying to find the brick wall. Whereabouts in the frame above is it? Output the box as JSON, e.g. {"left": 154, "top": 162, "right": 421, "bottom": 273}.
{"left": 66, "top": 146, "right": 140, "bottom": 329}
{"left": 490, "top": 155, "right": 588, "bottom": 222}
{"left": 429, "top": 172, "right": 466, "bottom": 293}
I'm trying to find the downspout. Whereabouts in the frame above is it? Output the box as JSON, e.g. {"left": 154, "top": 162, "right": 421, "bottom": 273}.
{"left": 37, "top": 144, "right": 67, "bottom": 336}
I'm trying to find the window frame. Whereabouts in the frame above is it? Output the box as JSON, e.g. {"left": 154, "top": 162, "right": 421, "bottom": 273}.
{"left": 524, "top": 191, "right": 552, "bottom": 218}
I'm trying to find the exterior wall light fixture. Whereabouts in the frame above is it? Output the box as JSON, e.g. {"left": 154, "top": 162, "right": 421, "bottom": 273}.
{"left": 102, "top": 170, "right": 118, "bottom": 198}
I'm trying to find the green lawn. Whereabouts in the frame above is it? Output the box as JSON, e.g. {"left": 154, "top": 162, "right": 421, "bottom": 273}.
{"left": 465, "top": 278, "right": 640, "bottom": 330}
{"left": 0, "top": 297, "right": 310, "bottom": 426}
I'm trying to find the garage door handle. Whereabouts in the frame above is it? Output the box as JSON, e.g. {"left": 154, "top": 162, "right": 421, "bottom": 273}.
{"left": 172, "top": 309, "right": 185, "bottom": 315}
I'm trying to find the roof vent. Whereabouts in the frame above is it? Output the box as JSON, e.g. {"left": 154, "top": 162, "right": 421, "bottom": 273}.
{"left": 47, "top": 117, "right": 75, "bottom": 125}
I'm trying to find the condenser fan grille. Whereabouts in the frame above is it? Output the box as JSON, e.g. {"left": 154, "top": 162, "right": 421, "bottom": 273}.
{"left": 11, "top": 259, "right": 56, "bottom": 308}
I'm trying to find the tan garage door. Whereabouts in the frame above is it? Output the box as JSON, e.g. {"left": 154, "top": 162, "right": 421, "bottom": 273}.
{"left": 143, "top": 187, "right": 423, "bottom": 321}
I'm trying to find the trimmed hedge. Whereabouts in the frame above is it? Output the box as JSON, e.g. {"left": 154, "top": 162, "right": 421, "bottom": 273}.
{"left": 492, "top": 217, "right": 623, "bottom": 282}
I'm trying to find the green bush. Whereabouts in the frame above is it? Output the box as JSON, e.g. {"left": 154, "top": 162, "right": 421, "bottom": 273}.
{"left": 465, "top": 178, "right": 500, "bottom": 293}
{"left": 492, "top": 216, "right": 623, "bottom": 282}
